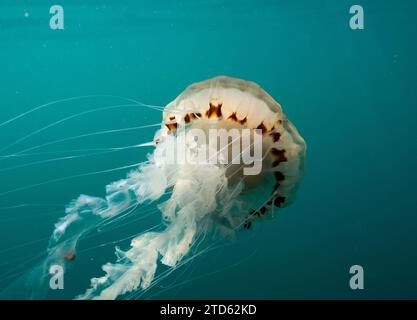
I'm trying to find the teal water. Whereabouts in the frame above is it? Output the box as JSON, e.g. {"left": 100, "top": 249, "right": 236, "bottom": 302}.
{"left": 0, "top": 0, "right": 416, "bottom": 299}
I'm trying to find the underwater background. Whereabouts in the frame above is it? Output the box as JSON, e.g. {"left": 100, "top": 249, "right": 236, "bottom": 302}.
{"left": 0, "top": 0, "right": 416, "bottom": 299}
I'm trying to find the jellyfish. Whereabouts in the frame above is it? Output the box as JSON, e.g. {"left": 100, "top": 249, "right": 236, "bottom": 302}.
{"left": 11, "top": 76, "right": 306, "bottom": 299}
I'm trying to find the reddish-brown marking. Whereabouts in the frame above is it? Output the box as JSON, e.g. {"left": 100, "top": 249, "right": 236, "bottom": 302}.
{"left": 273, "top": 196, "right": 285, "bottom": 207}
{"left": 249, "top": 207, "right": 266, "bottom": 218}
{"left": 206, "top": 102, "right": 223, "bottom": 119}
{"left": 256, "top": 122, "right": 267, "bottom": 134}
{"left": 228, "top": 112, "right": 238, "bottom": 122}
{"left": 228, "top": 112, "right": 247, "bottom": 125}
{"left": 270, "top": 132, "right": 281, "bottom": 143}
{"left": 165, "top": 123, "right": 178, "bottom": 131}
{"left": 244, "top": 220, "right": 252, "bottom": 230}
{"left": 271, "top": 148, "right": 287, "bottom": 165}
{"left": 239, "top": 117, "right": 247, "bottom": 125}
{"left": 271, "top": 148, "right": 284, "bottom": 156}
{"left": 271, "top": 160, "right": 280, "bottom": 168}
{"left": 185, "top": 113, "right": 201, "bottom": 123}
{"left": 274, "top": 171, "right": 285, "bottom": 181}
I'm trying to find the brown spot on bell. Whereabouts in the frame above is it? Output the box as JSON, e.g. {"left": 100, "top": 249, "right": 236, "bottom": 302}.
{"left": 274, "top": 171, "right": 285, "bottom": 181}
{"left": 271, "top": 148, "right": 287, "bottom": 166}
{"left": 184, "top": 114, "right": 191, "bottom": 123}
{"left": 243, "top": 220, "right": 252, "bottom": 230}
{"left": 238, "top": 117, "right": 247, "bottom": 125}
{"left": 270, "top": 132, "right": 281, "bottom": 143}
{"left": 256, "top": 122, "right": 267, "bottom": 134}
{"left": 206, "top": 101, "right": 223, "bottom": 118}
{"left": 228, "top": 112, "right": 238, "bottom": 122}
{"left": 165, "top": 122, "right": 178, "bottom": 131}
{"left": 273, "top": 196, "right": 285, "bottom": 207}
{"left": 228, "top": 113, "right": 247, "bottom": 125}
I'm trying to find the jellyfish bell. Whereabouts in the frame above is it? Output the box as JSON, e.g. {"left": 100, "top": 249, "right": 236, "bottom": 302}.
{"left": 17, "top": 76, "right": 305, "bottom": 300}
{"left": 153, "top": 76, "right": 306, "bottom": 235}
{"left": 160, "top": 76, "right": 305, "bottom": 211}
